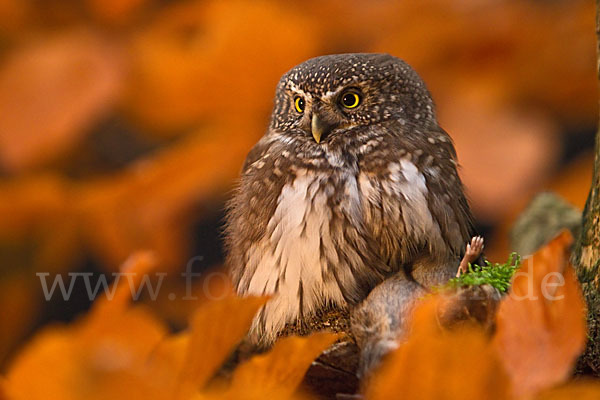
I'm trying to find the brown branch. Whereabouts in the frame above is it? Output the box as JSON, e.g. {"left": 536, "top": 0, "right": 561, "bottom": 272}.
{"left": 573, "top": 0, "right": 600, "bottom": 375}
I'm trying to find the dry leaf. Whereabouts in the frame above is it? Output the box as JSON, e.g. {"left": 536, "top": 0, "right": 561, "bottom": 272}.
{"left": 5, "top": 252, "right": 169, "bottom": 400}
{"left": 5, "top": 252, "right": 267, "bottom": 400}
{"left": 492, "top": 231, "right": 587, "bottom": 398}
{"left": 365, "top": 297, "right": 512, "bottom": 400}
{"left": 142, "top": 333, "right": 191, "bottom": 394}
{"left": 0, "top": 175, "right": 70, "bottom": 240}
{"left": 89, "top": 251, "right": 158, "bottom": 316}
{"left": 374, "top": 0, "right": 596, "bottom": 126}
{"left": 177, "top": 295, "right": 268, "bottom": 399}
{"left": 228, "top": 332, "right": 338, "bottom": 398}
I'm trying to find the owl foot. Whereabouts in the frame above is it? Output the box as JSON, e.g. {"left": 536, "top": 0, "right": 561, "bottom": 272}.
{"left": 456, "top": 236, "right": 484, "bottom": 277}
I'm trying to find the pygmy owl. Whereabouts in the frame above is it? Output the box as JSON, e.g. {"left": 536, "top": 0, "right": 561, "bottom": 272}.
{"left": 225, "top": 53, "right": 478, "bottom": 357}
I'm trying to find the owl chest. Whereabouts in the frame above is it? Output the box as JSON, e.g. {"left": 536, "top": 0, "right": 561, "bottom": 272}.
{"left": 238, "top": 159, "right": 442, "bottom": 340}
{"left": 239, "top": 169, "right": 376, "bottom": 339}
{"left": 244, "top": 171, "right": 364, "bottom": 300}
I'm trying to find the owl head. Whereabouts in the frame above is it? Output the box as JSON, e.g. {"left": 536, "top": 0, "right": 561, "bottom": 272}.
{"left": 270, "top": 53, "right": 437, "bottom": 145}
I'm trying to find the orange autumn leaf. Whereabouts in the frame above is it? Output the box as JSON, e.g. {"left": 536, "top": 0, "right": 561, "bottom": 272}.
{"left": 5, "top": 252, "right": 169, "bottom": 400}
{"left": 0, "top": 122, "right": 259, "bottom": 276}
{"left": 87, "top": 251, "right": 158, "bottom": 316}
{"left": 492, "top": 231, "right": 587, "bottom": 398}
{"left": 117, "top": 295, "right": 269, "bottom": 400}
{"left": 5, "top": 252, "right": 268, "bottom": 400}
{"left": 227, "top": 332, "right": 339, "bottom": 398}
{"left": 6, "top": 327, "right": 81, "bottom": 400}
{"left": 176, "top": 295, "right": 268, "bottom": 399}
{"left": 365, "top": 296, "right": 512, "bottom": 400}
{"left": 130, "top": 295, "right": 272, "bottom": 400}
{"left": 6, "top": 308, "right": 168, "bottom": 400}
{"left": 0, "top": 175, "right": 78, "bottom": 364}
{"left": 142, "top": 333, "right": 191, "bottom": 394}
{"left": 0, "top": 29, "right": 124, "bottom": 171}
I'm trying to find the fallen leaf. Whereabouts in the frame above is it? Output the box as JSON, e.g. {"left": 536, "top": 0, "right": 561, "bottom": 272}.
{"left": 5, "top": 252, "right": 169, "bottom": 400}
{"left": 373, "top": 0, "right": 596, "bottom": 126}
{"left": 88, "top": 251, "right": 159, "bottom": 316}
{"left": 0, "top": 174, "right": 71, "bottom": 240}
{"left": 493, "top": 231, "right": 587, "bottom": 398}
{"left": 365, "top": 296, "right": 512, "bottom": 400}
{"left": 142, "top": 333, "right": 191, "bottom": 394}
{"left": 228, "top": 332, "right": 339, "bottom": 398}
{"left": 177, "top": 295, "right": 268, "bottom": 399}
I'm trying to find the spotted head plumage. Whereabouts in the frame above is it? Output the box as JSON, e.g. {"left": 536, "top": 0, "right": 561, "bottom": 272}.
{"left": 225, "top": 53, "right": 477, "bottom": 348}
{"left": 270, "top": 53, "right": 437, "bottom": 145}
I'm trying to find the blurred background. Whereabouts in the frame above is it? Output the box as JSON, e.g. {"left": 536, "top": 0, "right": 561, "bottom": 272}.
{"left": 0, "top": 0, "right": 596, "bottom": 370}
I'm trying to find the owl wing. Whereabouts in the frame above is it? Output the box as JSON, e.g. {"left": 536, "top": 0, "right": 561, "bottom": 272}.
{"left": 225, "top": 134, "right": 292, "bottom": 287}
{"left": 358, "top": 122, "right": 477, "bottom": 274}
{"left": 423, "top": 127, "right": 477, "bottom": 259}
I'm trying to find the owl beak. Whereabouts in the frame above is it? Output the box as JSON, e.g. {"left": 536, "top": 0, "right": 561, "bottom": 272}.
{"left": 311, "top": 113, "right": 334, "bottom": 144}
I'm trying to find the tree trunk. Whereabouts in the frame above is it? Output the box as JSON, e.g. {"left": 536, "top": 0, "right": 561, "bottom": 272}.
{"left": 574, "top": 0, "right": 600, "bottom": 375}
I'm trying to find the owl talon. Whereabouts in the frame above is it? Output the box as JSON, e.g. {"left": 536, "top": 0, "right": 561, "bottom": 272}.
{"left": 456, "top": 236, "right": 484, "bottom": 277}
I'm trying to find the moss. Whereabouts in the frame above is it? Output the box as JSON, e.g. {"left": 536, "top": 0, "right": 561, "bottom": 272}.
{"left": 443, "top": 253, "right": 521, "bottom": 293}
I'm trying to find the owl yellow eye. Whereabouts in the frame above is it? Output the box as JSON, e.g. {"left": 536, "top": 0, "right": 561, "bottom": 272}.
{"left": 341, "top": 92, "right": 361, "bottom": 109}
{"left": 294, "top": 96, "right": 305, "bottom": 113}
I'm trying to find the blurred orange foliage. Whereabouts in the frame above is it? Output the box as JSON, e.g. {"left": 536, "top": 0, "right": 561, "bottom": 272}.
{"left": 3, "top": 252, "right": 335, "bottom": 400}
{"left": 366, "top": 296, "right": 513, "bottom": 400}
{"left": 0, "top": 0, "right": 596, "bottom": 395}
{"left": 0, "top": 29, "right": 124, "bottom": 171}
{"left": 2, "top": 232, "right": 598, "bottom": 399}
{"left": 366, "top": 232, "right": 594, "bottom": 400}
{"left": 125, "top": 0, "right": 320, "bottom": 134}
